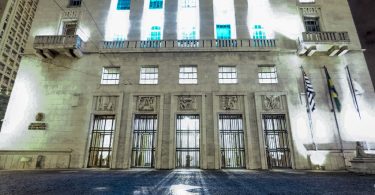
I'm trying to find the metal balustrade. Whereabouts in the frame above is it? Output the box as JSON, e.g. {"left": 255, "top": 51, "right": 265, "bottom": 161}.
{"left": 101, "top": 39, "right": 277, "bottom": 51}
{"left": 301, "top": 32, "right": 350, "bottom": 43}
{"left": 33, "top": 35, "right": 83, "bottom": 49}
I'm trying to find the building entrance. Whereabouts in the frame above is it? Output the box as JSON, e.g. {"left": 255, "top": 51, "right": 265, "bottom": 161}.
{"left": 219, "top": 114, "right": 245, "bottom": 168}
{"left": 176, "top": 115, "right": 200, "bottom": 168}
{"left": 131, "top": 115, "right": 157, "bottom": 168}
{"left": 87, "top": 115, "right": 115, "bottom": 168}
{"left": 262, "top": 114, "right": 292, "bottom": 169}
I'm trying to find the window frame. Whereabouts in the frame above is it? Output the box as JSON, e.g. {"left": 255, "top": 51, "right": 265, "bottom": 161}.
{"left": 179, "top": 65, "right": 198, "bottom": 84}
{"left": 218, "top": 66, "right": 238, "bottom": 84}
{"left": 69, "top": 0, "right": 82, "bottom": 7}
{"left": 258, "top": 65, "right": 278, "bottom": 84}
{"left": 117, "top": 0, "right": 131, "bottom": 10}
{"left": 140, "top": 65, "right": 159, "bottom": 85}
{"left": 101, "top": 67, "right": 120, "bottom": 85}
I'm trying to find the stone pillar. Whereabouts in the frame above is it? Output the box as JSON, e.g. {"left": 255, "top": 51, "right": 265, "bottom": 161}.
{"left": 200, "top": 0, "right": 214, "bottom": 40}
{"left": 163, "top": 0, "right": 178, "bottom": 40}
{"left": 128, "top": 0, "right": 144, "bottom": 40}
{"left": 234, "top": 0, "right": 249, "bottom": 39}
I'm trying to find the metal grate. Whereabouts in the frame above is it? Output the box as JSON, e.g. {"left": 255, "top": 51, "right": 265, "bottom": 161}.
{"left": 262, "top": 114, "right": 292, "bottom": 169}
{"left": 87, "top": 115, "right": 115, "bottom": 168}
{"left": 176, "top": 115, "right": 200, "bottom": 168}
{"left": 131, "top": 115, "right": 157, "bottom": 168}
{"left": 219, "top": 114, "right": 245, "bottom": 168}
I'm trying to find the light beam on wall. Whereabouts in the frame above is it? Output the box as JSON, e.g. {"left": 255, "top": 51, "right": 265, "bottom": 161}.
{"left": 105, "top": 0, "right": 131, "bottom": 41}
{"left": 213, "top": 0, "right": 237, "bottom": 39}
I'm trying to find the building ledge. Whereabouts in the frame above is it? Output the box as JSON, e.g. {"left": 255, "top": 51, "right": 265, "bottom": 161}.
{"left": 33, "top": 35, "right": 84, "bottom": 59}
{"left": 100, "top": 39, "right": 278, "bottom": 53}
{"left": 297, "top": 32, "right": 350, "bottom": 56}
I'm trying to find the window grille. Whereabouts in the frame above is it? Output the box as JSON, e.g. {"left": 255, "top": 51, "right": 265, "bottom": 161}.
{"left": 140, "top": 66, "right": 158, "bottom": 84}
{"left": 131, "top": 115, "right": 158, "bottom": 168}
{"left": 304, "top": 17, "right": 320, "bottom": 32}
{"left": 148, "top": 26, "right": 161, "bottom": 40}
{"left": 258, "top": 65, "right": 278, "bottom": 84}
{"left": 69, "top": 0, "right": 81, "bottom": 7}
{"left": 176, "top": 115, "right": 200, "bottom": 168}
{"left": 218, "top": 66, "right": 237, "bottom": 84}
{"left": 219, "top": 114, "right": 245, "bottom": 168}
{"left": 101, "top": 67, "right": 120, "bottom": 85}
{"left": 179, "top": 65, "right": 197, "bottom": 84}
{"left": 181, "top": 0, "right": 196, "bottom": 8}
{"left": 262, "top": 114, "right": 292, "bottom": 168}
{"left": 87, "top": 115, "right": 115, "bottom": 168}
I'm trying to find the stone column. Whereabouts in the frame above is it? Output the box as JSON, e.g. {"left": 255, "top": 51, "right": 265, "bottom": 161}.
{"left": 200, "top": 0, "right": 215, "bottom": 40}
{"left": 163, "top": 0, "right": 178, "bottom": 40}
{"left": 234, "top": 0, "right": 249, "bottom": 39}
{"left": 128, "top": 0, "right": 144, "bottom": 40}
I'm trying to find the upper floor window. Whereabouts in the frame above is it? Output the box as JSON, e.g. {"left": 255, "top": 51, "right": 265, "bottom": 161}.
{"left": 218, "top": 66, "right": 237, "bottom": 84}
{"left": 101, "top": 67, "right": 120, "bottom": 85}
{"left": 140, "top": 66, "right": 158, "bottom": 84}
{"left": 181, "top": 0, "right": 197, "bottom": 8}
{"left": 149, "top": 0, "right": 163, "bottom": 9}
{"left": 148, "top": 26, "right": 161, "bottom": 40}
{"left": 62, "top": 21, "right": 78, "bottom": 35}
{"left": 258, "top": 65, "right": 278, "bottom": 84}
{"left": 304, "top": 17, "right": 320, "bottom": 32}
{"left": 179, "top": 65, "right": 197, "bottom": 84}
{"left": 252, "top": 25, "right": 266, "bottom": 39}
{"left": 69, "top": 0, "right": 81, "bottom": 7}
{"left": 216, "top": 24, "right": 231, "bottom": 40}
{"left": 117, "top": 0, "right": 131, "bottom": 10}
{"left": 181, "top": 28, "right": 197, "bottom": 40}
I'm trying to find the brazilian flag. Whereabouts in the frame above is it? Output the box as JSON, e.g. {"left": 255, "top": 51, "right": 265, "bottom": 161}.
{"left": 324, "top": 66, "right": 341, "bottom": 112}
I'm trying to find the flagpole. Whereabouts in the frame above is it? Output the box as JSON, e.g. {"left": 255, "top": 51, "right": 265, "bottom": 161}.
{"left": 323, "top": 66, "right": 345, "bottom": 159}
{"left": 300, "top": 66, "right": 317, "bottom": 151}
{"left": 345, "top": 65, "right": 361, "bottom": 119}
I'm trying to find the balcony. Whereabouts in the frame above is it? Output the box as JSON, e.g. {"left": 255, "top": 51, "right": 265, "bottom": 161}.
{"left": 297, "top": 32, "right": 350, "bottom": 56}
{"left": 100, "top": 39, "right": 277, "bottom": 53}
{"left": 33, "top": 35, "right": 84, "bottom": 59}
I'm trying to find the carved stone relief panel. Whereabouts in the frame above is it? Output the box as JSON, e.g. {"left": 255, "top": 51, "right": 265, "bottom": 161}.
{"left": 262, "top": 95, "right": 282, "bottom": 111}
{"left": 178, "top": 96, "right": 197, "bottom": 111}
{"left": 94, "top": 96, "right": 118, "bottom": 112}
{"left": 137, "top": 96, "right": 157, "bottom": 112}
{"left": 220, "top": 96, "right": 240, "bottom": 110}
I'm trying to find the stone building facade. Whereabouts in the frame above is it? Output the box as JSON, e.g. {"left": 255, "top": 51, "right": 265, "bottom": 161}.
{"left": 0, "top": 0, "right": 374, "bottom": 170}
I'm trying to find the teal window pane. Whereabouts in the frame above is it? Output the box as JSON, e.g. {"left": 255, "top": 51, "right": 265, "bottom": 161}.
{"left": 252, "top": 24, "right": 267, "bottom": 39}
{"left": 150, "top": 0, "right": 163, "bottom": 9}
{"left": 216, "top": 24, "right": 231, "bottom": 40}
{"left": 149, "top": 26, "right": 161, "bottom": 40}
{"left": 117, "top": 0, "right": 130, "bottom": 10}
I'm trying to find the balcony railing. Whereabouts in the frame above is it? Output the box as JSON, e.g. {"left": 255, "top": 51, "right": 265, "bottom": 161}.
{"left": 100, "top": 39, "right": 277, "bottom": 52}
{"left": 33, "top": 35, "right": 84, "bottom": 59}
{"left": 300, "top": 32, "right": 350, "bottom": 43}
{"left": 33, "top": 35, "right": 83, "bottom": 49}
{"left": 297, "top": 32, "right": 350, "bottom": 56}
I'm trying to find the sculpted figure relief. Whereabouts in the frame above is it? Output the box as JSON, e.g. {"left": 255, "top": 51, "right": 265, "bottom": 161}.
{"left": 221, "top": 96, "right": 239, "bottom": 110}
{"left": 179, "top": 96, "right": 196, "bottom": 110}
{"left": 96, "top": 96, "right": 116, "bottom": 111}
{"left": 138, "top": 96, "right": 156, "bottom": 111}
{"left": 263, "top": 95, "right": 282, "bottom": 111}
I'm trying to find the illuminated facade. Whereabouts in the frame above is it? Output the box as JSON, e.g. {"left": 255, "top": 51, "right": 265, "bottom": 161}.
{"left": 0, "top": 0, "right": 375, "bottom": 170}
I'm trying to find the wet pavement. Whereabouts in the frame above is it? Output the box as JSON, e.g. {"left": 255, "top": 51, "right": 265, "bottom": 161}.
{"left": 0, "top": 169, "right": 374, "bottom": 194}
